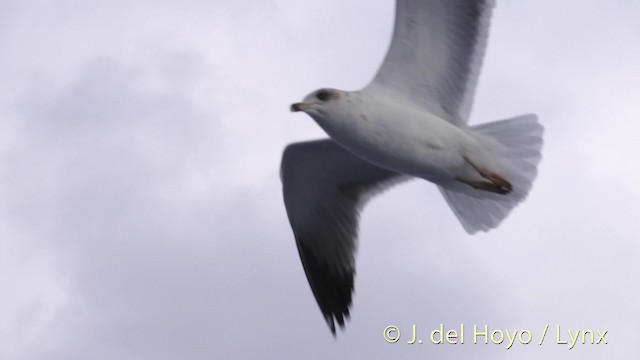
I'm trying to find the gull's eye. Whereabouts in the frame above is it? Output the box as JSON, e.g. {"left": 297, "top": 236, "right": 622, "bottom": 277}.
{"left": 315, "top": 89, "right": 333, "bottom": 102}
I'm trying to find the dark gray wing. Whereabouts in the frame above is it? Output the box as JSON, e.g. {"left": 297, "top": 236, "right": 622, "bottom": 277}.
{"left": 281, "top": 139, "right": 407, "bottom": 334}
{"left": 366, "top": 0, "right": 495, "bottom": 124}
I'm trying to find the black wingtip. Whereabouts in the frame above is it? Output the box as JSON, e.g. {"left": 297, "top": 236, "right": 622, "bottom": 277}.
{"left": 325, "top": 315, "right": 337, "bottom": 336}
{"left": 297, "top": 241, "right": 355, "bottom": 337}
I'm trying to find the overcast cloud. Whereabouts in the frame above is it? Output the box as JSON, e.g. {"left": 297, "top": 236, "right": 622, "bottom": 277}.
{"left": 0, "top": 1, "right": 638, "bottom": 359}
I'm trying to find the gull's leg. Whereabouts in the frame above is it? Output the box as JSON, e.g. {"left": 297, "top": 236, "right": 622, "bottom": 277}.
{"left": 458, "top": 156, "right": 513, "bottom": 195}
{"left": 456, "top": 178, "right": 512, "bottom": 195}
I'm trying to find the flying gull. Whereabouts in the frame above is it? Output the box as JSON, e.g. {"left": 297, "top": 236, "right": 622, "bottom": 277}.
{"left": 281, "top": 0, "right": 543, "bottom": 335}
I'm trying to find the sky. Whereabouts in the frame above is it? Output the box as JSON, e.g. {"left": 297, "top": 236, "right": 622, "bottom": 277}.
{"left": 0, "top": 0, "right": 639, "bottom": 359}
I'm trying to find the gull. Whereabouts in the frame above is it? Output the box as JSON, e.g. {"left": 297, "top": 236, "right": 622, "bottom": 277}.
{"left": 281, "top": 0, "right": 543, "bottom": 335}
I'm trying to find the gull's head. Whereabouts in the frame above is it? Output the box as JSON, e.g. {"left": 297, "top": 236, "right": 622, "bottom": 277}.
{"left": 291, "top": 88, "right": 362, "bottom": 138}
{"left": 290, "top": 88, "right": 344, "bottom": 117}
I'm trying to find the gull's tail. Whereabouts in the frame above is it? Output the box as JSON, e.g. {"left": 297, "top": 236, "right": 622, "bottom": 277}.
{"left": 438, "top": 114, "right": 544, "bottom": 234}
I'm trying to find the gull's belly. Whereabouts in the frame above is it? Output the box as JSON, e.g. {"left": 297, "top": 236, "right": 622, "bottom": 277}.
{"left": 333, "top": 112, "right": 476, "bottom": 181}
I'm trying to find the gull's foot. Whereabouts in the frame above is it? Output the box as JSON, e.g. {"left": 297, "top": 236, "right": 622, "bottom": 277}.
{"left": 460, "top": 156, "right": 513, "bottom": 195}
{"left": 457, "top": 178, "right": 512, "bottom": 195}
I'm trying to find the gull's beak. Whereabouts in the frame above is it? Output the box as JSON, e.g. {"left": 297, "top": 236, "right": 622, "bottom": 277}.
{"left": 290, "top": 102, "right": 311, "bottom": 112}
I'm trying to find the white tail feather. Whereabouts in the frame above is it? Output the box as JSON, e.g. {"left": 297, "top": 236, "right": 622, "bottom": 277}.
{"left": 439, "top": 114, "right": 544, "bottom": 234}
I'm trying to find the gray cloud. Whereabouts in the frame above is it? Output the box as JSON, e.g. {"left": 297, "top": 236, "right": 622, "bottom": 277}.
{"left": 0, "top": 1, "right": 638, "bottom": 359}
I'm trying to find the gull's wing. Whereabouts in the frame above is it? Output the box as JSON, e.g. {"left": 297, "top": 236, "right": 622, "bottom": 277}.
{"left": 367, "top": 0, "right": 495, "bottom": 124}
{"left": 281, "top": 139, "right": 407, "bottom": 334}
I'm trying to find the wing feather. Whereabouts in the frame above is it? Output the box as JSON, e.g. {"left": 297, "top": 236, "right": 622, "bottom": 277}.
{"left": 367, "top": 0, "right": 495, "bottom": 124}
{"left": 281, "top": 139, "right": 407, "bottom": 333}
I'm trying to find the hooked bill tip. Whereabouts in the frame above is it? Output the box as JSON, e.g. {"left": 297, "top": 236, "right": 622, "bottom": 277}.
{"left": 290, "top": 103, "right": 309, "bottom": 112}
